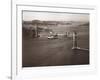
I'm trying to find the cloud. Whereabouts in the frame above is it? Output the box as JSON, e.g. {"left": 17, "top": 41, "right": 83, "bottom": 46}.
{"left": 23, "top": 11, "right": 89, "bottom": 22}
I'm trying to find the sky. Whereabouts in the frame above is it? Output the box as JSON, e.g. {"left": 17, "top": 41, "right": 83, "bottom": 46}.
{"left": 23, "top": 11, "right": 89, "bottom": 22}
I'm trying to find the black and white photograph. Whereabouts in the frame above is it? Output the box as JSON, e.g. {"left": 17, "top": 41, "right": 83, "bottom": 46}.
{"left": 22, "top": 10, "right": 89, "bottom": 67}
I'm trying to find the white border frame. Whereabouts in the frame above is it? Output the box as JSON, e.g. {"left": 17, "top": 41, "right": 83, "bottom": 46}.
{"left": 12, "top": 2, "right": 97, "bottom": 80}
